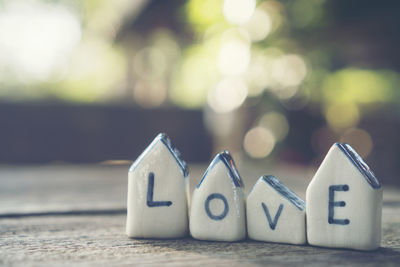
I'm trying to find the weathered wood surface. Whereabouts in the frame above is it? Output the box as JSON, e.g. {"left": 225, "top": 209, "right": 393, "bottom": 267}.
{"left": 0, "top": 163, "right": 310, "bottom": 215}
{"left": 1, "top": 214, "right": 400, "bottom": 266}
{"left": 1, "top": 164, "right": 400, "bottom": 266}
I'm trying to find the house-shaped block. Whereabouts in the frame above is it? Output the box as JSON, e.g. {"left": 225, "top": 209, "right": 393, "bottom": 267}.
{"left": 247, "top": 175, "right": 306, "bottom": 245}
{"left": 306, "top": 143, "right": 382, "bottom": 250}
{"left": 190, "top": 151, "right": 246, "bottom": 241}
{"left": 126, "top": 133, "right": 189, "bottom": 238}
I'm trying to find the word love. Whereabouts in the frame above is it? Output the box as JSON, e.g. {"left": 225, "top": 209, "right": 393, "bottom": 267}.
{"left": 126, "top": 133, "right": 382, "bottom": 251}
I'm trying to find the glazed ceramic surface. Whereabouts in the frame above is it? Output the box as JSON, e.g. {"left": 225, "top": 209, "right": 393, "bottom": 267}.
{"left": 190, "top": 151, "right": 246, "bottom": 241}
{"left": 247, "top": 175, "right": 306, "bottom": 245}
{"left": 126, "top": 133, "right": 189, "bottom": 238}
{"left": 306, "top": 143, "right": 382, "bottom": 250}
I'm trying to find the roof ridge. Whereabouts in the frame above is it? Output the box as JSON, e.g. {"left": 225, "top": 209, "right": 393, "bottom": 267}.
{"left": 335, "top": 143, "right": 381, "bottom": 189}
{"left": 129, "top": 133, "right": 189, "bottom": 178}
{"left": 262, "top": 175, "right": 305, "bottom": 211}
{"left": 197, "top": 150, "right": 244, "bottom": 188}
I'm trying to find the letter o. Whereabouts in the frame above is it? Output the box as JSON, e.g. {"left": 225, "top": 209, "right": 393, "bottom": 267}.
{"left": 205, "top": 193, "right": 229, "bottom": 220}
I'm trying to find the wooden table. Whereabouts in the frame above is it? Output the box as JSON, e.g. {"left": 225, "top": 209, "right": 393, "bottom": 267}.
{"left": 1, "top": 163, "right": 400, "bottom": 266}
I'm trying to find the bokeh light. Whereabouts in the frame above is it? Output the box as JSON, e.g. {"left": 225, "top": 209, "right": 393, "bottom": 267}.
{"left": 133, "top": 47, "right": 167, "bottom": 80}
{"left": 186, "top": 0, "right": 225, "bottom": 33}
{"left": 0, "top": 1, "right": 81, "bottom": 81}
{"left": 133, "top": 80, "right": 167, "bottom": 108}
{"left": 0, "top": 0, "right": 399, "bottom": 178}
{"left": 322, "top": 68, "right": 396, "bottom": 104}
{"left": 223, "top": 0, "right": 256, "bottom": 25}
{"left": 258, "top": 0, "right": 284, "bottom": 33}
{"left": 170, "top": 44, "right": 219, "bottom": 108}
{"left": 271, "top": 54, "right": 308, "bottom": 89}
{"left": 218, "top": 37, "right": 251, "bottom": 75}
{"left": 208, "top": 77, "right": 248, "bottom": 113}
{"left": 340, "top": 128, "right": 373, "bottom": 158}
{"left": 245, "top": 51, "right": 270, "bottom": 96}
{"left": 258, "top": 112, "right": 289, "bottom": 141}
{"left": 242, "top": 8, "right": 272, "bottom": 41}
{"left": 204, "top": 107, "right": 237, "bottom": 137}
{"left": 325, "top": 102, "right": 360, "bottom": 130}
{"left": 150, "top": 29, "right": 181, "bottom": 62}
{"left": 243, "top": 127, "right": 275, "bottom": 158}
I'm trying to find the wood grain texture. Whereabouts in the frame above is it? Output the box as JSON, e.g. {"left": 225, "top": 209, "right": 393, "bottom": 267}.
{"left": 0, "top": 163, "right": 310, "bottom": 215}
{"left": 1, "top": 214, "right": 400, "bottom": 266}
{"left": 1, "top": 164, "right": 400, "bottom": 265}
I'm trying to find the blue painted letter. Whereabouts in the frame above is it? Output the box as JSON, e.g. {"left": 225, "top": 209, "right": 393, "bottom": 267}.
{"left": 328, "top": 184, "right": 350, "bottom": 225}
{"left": 205, "top": 193, "right": 229, "bottom": 220}
{"left": 146, "top": 172, "right": 172, "bottom": 207}
{"left": 261, "top": 203, "right": 284, "bottom": 230}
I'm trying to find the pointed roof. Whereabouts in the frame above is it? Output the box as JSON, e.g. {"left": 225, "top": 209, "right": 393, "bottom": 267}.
{"left": 262, "top": 175, "right": 305, "bottom": 211}
{"left": 336, "top": 143, "right": 381, "bottom": 189}
{"left": 197, "top": 150, "right": 244, "bottom": 188}
{"left": 129, "top": 133, "right": 188, "bottom": 177}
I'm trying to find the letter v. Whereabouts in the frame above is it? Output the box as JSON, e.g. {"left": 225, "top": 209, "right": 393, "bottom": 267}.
{"left": 261, "top": 202, "right": 284, "bottom": 230}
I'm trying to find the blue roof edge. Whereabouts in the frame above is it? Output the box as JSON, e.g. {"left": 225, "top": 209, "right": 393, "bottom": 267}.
{"left": 335, "top": 143, "right": 381, "bottom": 189}
{"left": 262, "top": 175, "right": 306, "bottom": 211}
{"left": 129, "top": 133, "right": 189, "bottom": 178}
{"left": 197, "top": 150, "right": 244, "bottom": 188}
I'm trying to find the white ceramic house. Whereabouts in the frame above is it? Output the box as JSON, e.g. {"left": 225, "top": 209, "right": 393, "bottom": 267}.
{"left": 247, "top": 175, "right": 306, "bottom": 245}
{"left": 306, "top": 143, "right": 382, "bottom": 250}
{"left": 126, "top": 133, "right": 189, "bottom": 238}
{"left": 190, "top": 151, "right": 246, "bottom": 241}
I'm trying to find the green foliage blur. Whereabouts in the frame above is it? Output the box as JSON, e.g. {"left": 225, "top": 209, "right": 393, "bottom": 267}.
{"left": 0, "top": 0, "right": 399, "bottom": 160}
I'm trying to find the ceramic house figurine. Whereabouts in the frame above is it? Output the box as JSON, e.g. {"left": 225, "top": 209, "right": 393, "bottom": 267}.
{"left": 306, "top": 143, "right": 382, "bottom": 251}
{"left": 247, "top": 175, "right": 306, "bottom": 245}
{"left": 190, "top": 151, "right": 246, "bottom": 241}
{"left": 126, "top": 133, "right": 189, "bottom": 238}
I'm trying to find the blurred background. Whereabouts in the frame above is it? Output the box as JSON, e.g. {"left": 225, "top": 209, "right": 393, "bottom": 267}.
{"left": 0, "top": 0, "right": 399, "bottom": 185}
